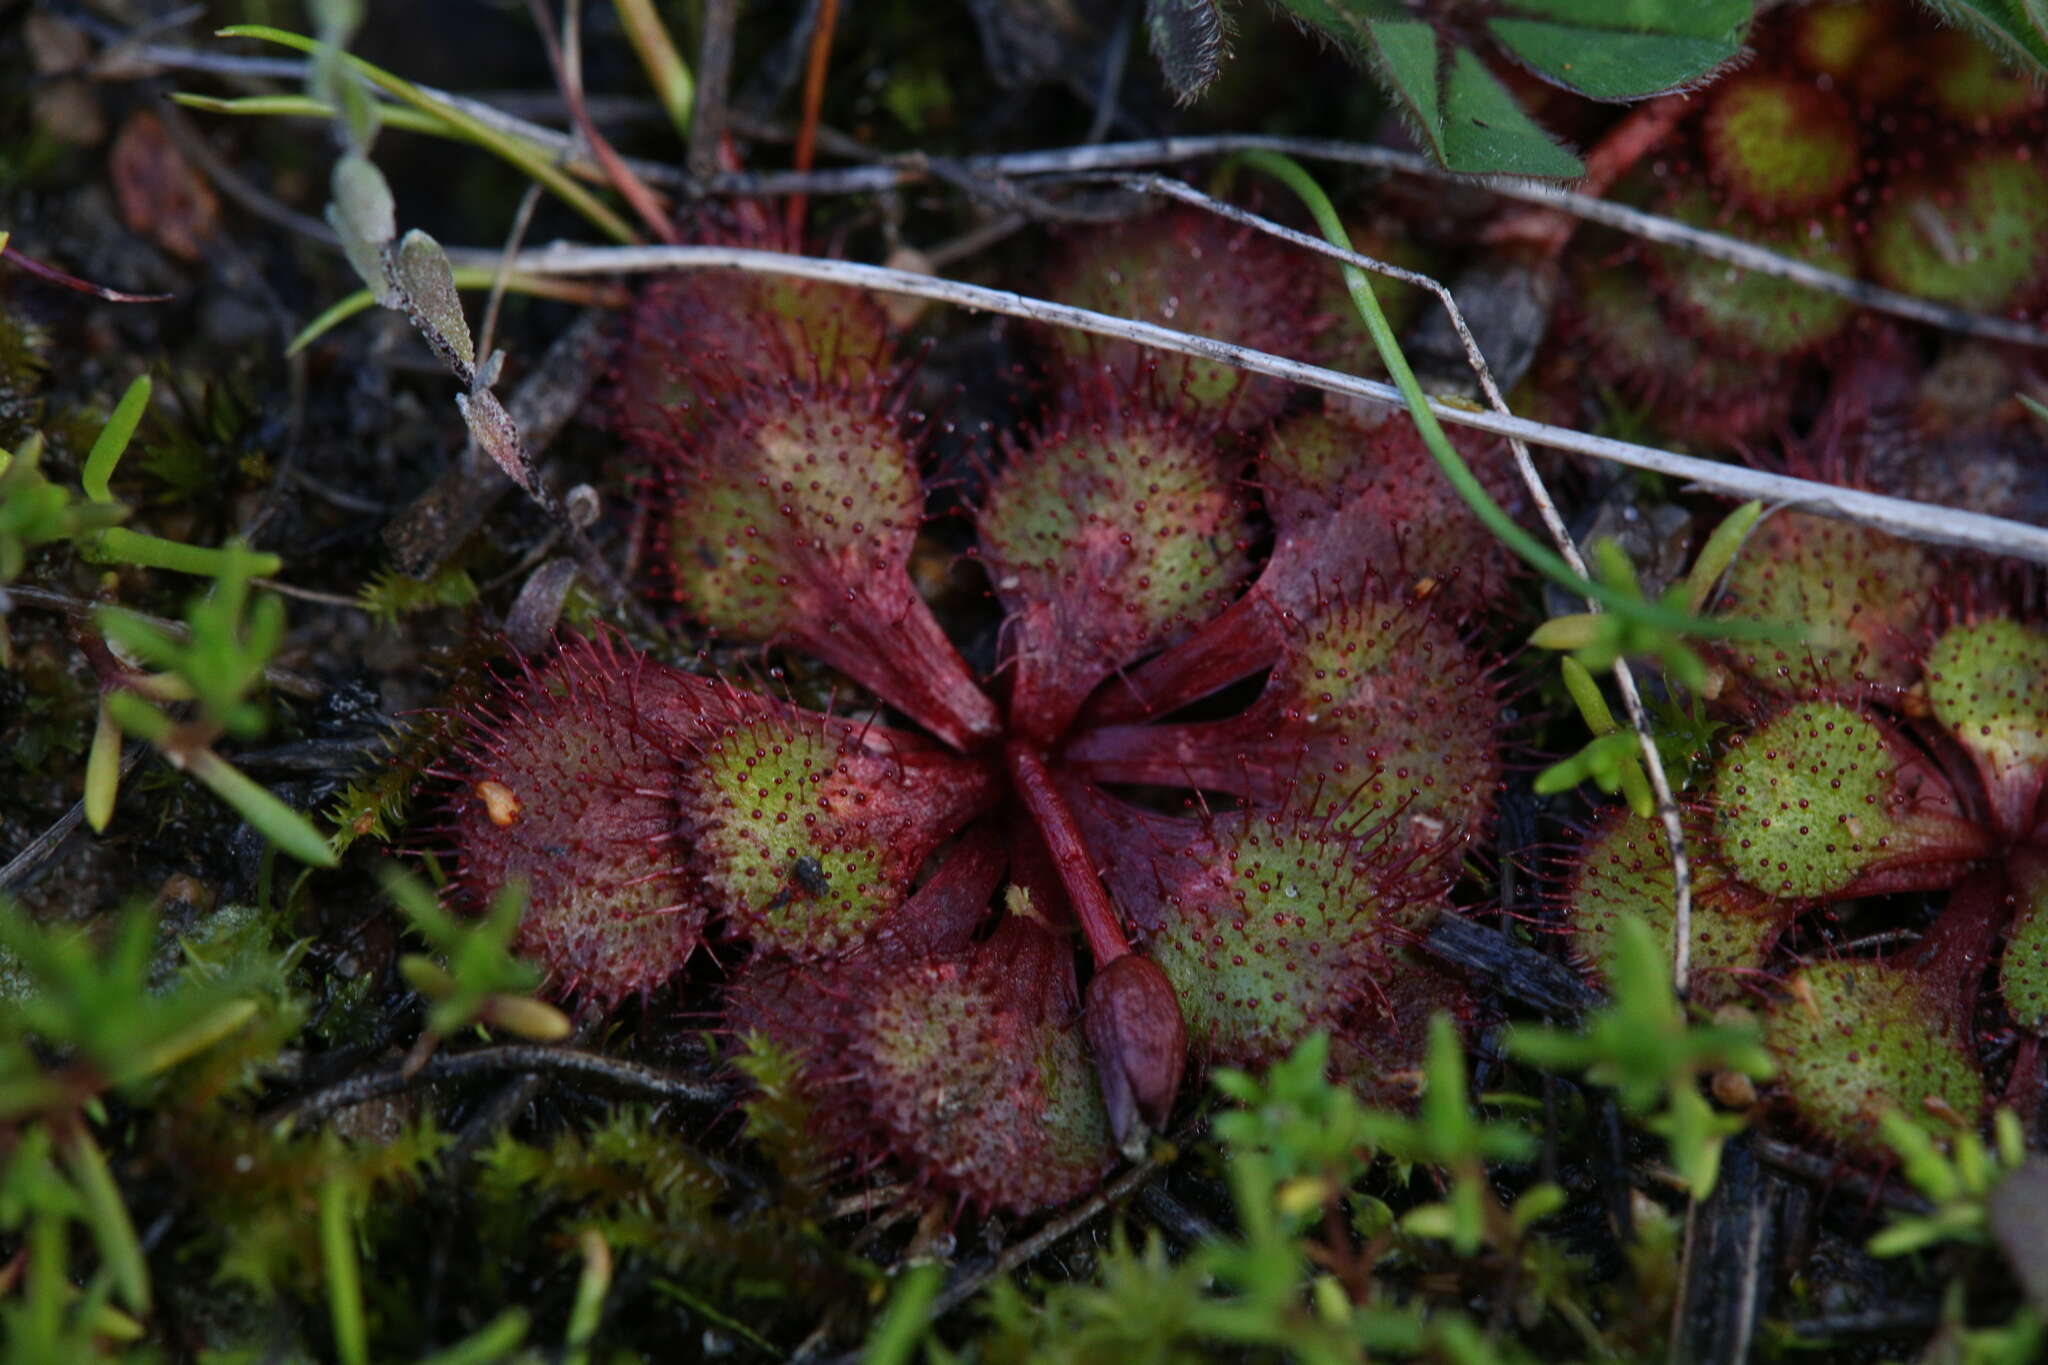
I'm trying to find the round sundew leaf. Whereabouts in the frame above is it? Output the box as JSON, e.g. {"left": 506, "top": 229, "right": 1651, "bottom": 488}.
{"left": 678, "top": 705, "right": 996, "bottom": 959}
{"left": 1274, "top": 588, "right": 1500, "bottom": 838}
{"left": 1698, "top": 73, "right": 1861, "bottom": 216}
{"left": 1260, "top": 410, "right": 1512, "bottom": 606}
{"left": 1140, "top": 807, "right": 1441, "bottom": 1068}
{"left": 1925, "top": 28, "right": 2044, "bottom": 123}
{"left": 1867, "top": 151, "right": 2048, "bottom": 313}
{"left": 612, "top": 268, "right": 892, "bottom": 441}
{"left": 1924, "top": 617, "right": 2048, "bottom": 838}
{"left": 2001, "top": 853, "right": 2048, "bottom": 1034}
{"left": 1652, "top": 192, "right": 1856, "bottom": 357}
{"left": 1566, "top": 807, "right": 1793, "bottom": 1007}
{"left": 1565, "top": 250, "right": 1792, "bottom": 448}
{"left": 1330, "top": 950, "right": 1474, "bottom": 1110}
{"left": 853, "top": 955, "right": 1112, "bottom": 1211}
{"left": 1765, "top": 959, "right": 1987, "bottom": 1150}
{"left": 1713, "top": 511, "right": 1935, "bottom": 694}
{"left": 451, "top": 637, "right": 713, "bottom": 1008}
{"left": 1711, "top": 701, "right": 1946, "bottom": 900}
{"left": 979, "top": 398, "right": 1253, "bottom": 743}
{"left": 649, "top": 385, "right": 920, "bottom": 643}
{"left": 1043, "top": 206, "right": 1326, "bottom": 428}
{"left": 727, "top": 914, "right": 1114, "bottom": 1214}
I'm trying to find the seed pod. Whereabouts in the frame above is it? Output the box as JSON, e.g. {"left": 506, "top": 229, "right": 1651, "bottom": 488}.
{"left": 449, "top": 635, "right": 715, "bottom": 1007}
{"left": 1083, "top": 952, "right": 1188, "bottom": 1156}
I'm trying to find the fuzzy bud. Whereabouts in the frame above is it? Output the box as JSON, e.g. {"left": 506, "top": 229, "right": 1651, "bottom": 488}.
{"left": 1084, "top": 953, "right": 1188, "bottom": 1158}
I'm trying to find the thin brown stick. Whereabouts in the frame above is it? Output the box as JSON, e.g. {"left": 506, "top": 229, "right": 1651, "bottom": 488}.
{"left": 786, "top": 0, "right": 841, "bottom": 240}
{"left": 264, "top": 1043, "right": 731, "bottom": 1129}
{"left": 525, "top": 0, "right": 675, "bottom": 242}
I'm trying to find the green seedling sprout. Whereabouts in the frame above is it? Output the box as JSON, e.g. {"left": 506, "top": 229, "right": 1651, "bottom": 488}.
{"left": 380, "top": 866, "right": 572, "bottom": 1056}
{"left": 82, "top": 545, "right": 334, "bottom": 867}
{"left": 0, "top": 897, "right": 301, "bottom": 1329}
{"left": 1868, "top": 1107, "right": 2027, "bottom": 1258}
{"left": 1507, "top": 916, "right": 1775, "bottom": 1197}
{"left": 1532, "top": 501, "right": 1763, "bottom": 812}
{"left": 1536, "top": 657, "right": 1657, "bottom": 817}
{"left": 1352, "top": 1016, "right": 1557, "bottom": 1258}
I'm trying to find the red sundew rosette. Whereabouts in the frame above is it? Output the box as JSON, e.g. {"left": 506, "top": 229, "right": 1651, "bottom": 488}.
{"left": 635, "top": 380, "right": 999, "bottom": 752}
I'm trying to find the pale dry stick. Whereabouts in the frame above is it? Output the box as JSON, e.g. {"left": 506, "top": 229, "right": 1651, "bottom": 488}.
{"left": 1116, "top": 171, "right": 1698, "bottom": 995}
{"left": 466, "top": 242, "right": 2048, "bottom": 565}
{"left": 118, "top": 40, "right": 2048, "bottom": 351}
{"left": 695, "top": 134, "right": 2048, "bottom": 350}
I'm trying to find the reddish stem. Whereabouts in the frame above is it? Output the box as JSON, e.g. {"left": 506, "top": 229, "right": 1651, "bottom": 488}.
{"left": 786, "top": 0, "right": 841, "bottom": 241}
{"left": 792, "top": 579, "right": 1000, "bottom": 753}
{"left": 1078, "top": 587, "right": 1288, "bottom": 728}
{"left": 1006, "top": 743, "right": 1131, "bottom": 967}
{"left": 526, "top": 0, "right": 677, "bottom": 243}
{"left": 1909, "top": 865, "right": 2011, "bottom": 1010}
{"left": 1484, "top": 93, "right": 1692, "bottom": 259}
{"left": 2, "top": 243, "right": 171, "bottom": 303}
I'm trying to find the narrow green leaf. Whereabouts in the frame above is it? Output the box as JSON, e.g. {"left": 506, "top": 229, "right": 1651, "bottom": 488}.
{"left": 320, "top": 1171, "right": 368, "bottom": 1365}
{"left": 84, "top": 699, "right": 122, "bottom": 833}
{"left": 60, "top": 1130, "right": 150, "bottom": 1316}
{"left": 82, "top": 527, "right": 282, "bottom": 577}
{"left": 219, "top": 25, "right": 639, "bottom": 243}
{"left": 81, "top": 376, "right": 151, "bottom": 505}
{"left": 186, "top": 750, "right": 340, "bottom": 868}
